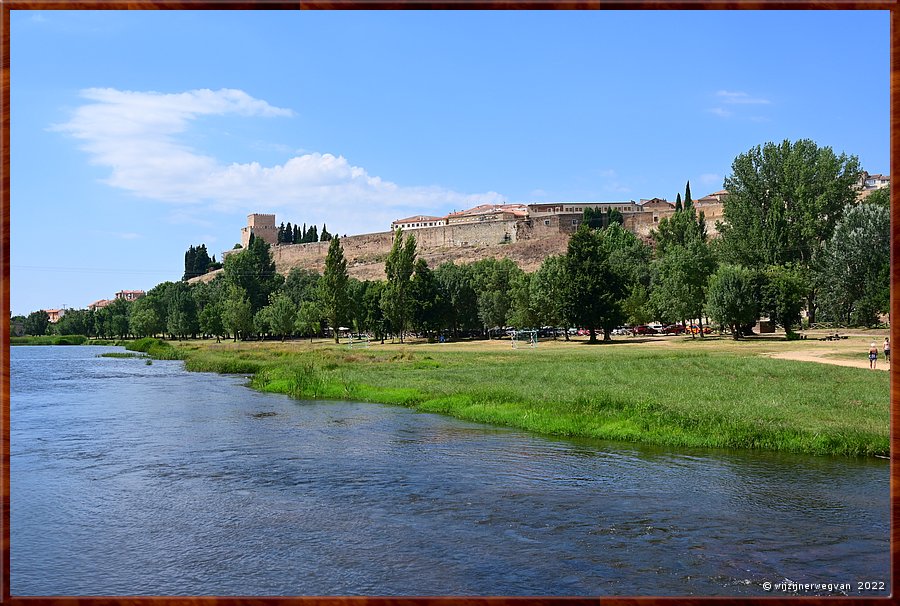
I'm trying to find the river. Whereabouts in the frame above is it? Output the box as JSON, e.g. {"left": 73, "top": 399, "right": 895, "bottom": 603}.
{"left": 10, "top": 345, "right": 890, "bottom": 596}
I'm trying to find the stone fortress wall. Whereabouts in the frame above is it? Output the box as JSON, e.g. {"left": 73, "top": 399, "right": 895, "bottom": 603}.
{"left": 192, "top": 197, "right": 724, "bottom": 285}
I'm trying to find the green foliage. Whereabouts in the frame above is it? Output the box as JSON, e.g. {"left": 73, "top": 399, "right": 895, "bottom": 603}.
{"left": 183, "top": 244, "right": 212, "bottom": 281}
{"left": 52, "top": 308, "right": 93, "bottom": 337}
{"left": 283, "top": 267, "right": 321, "bottom": 308}
{"left": 470, "top": 258, "right": 523, "bottom": 332}
{"left": 198, "top": 302, "right": 226, "bottom": 342}
{"left": 125, "top": 337, "right": 184, "bottom": 360}
{"left": 381, "top": 229, "right": 417, "bottom": 342}
{"left": 296, "top": 299, "right": 324, "bottom": 340}
{"left": 166, "top": 282, "right": 199, "bottom": 339}
{"left": 706, "top": 264, "right": 759, "bottom": 338}
{"left": 223, "top": 235, "right": 283, "bottom": 313}
{"left": 222, "top": 286, "right": 254, "bottom": 341}
{"left": 760, "top": 264, "right": 807, "bottom": 336}
{"left": 434, "top": 262, "right": 479, "bottom": 336}
{"left": 320, "top": 224, "right": 332, "bottom": 241}
{"left": 564, "top": 224, "right": 626, "bottom": 342}
{"left": 719, "top": 139, "right": 861, "bottom": 323}
{"left": 818, "top": 202, "right": 890, "bottom": 326}
{"left": 410, "top": 259, "right": 446, "bottom": 336}
{"left": 530, "top": 255, "right": 571, "bottom": 334}
{"left": 864, "top": 185, "right": 889, "bottom": 208}
{"left": 24, "top": 310, "right": 50, "bottom": 336}
{"left": 320, "top": 236, "right": 351, "bottom": 342}
{"left": 265, "top": 292, "right": 298, "bottom": 340}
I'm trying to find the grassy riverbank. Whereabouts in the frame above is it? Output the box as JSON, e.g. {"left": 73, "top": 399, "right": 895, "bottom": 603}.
{"left": 125, "top": 334, "right": 890, "bottom": 458}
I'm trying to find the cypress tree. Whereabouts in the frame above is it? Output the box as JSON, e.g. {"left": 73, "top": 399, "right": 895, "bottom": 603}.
{"left": 675, "top": 193, "right": 683, "bottom": 212}
{"left": 309, "top": 225, "right": 318, "bottom": 242}
{"left": 285, "top": 222, "right": 294, "bottom": 245}
{"left": 321, "top": 224, "right": 332, "bottom": 241}
{"left": 277, "top": 222, "right": 286, "bottom": 244}
{"left": 684, "top": 181, "right": 693, "bottom": 211}
{"left": 299, "top": 223, "right": 306, "bottom": 243}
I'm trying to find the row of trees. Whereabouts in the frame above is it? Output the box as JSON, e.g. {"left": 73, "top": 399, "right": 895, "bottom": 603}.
{"left": 277, "top": 222, "right": 333, "bottom": 245}
{"left": 17, "top": 140, "right": 888, "bottom": 343}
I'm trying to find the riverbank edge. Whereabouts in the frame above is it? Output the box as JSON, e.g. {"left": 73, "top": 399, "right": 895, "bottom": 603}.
{"left": 122, "top": 338, "right": 888, "bottom": 459}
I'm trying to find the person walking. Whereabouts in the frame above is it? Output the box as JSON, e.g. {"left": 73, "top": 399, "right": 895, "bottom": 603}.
{"left": 869, "top": 341, "right": 879, "bottom": 369}
{"left": 884, "top": 337, "right": 890, "bottom": 365}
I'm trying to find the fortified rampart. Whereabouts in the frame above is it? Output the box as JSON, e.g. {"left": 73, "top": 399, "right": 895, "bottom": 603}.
{"left": 191, "top": 199, "right": 723, "bottom": 286}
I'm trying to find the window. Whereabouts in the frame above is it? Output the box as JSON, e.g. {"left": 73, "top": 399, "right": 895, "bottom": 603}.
{"left": 544, "top": 219, "right": 551, "bottom": 226}
{"left": 572, "top": 219, "right": 578, "bottom": 225}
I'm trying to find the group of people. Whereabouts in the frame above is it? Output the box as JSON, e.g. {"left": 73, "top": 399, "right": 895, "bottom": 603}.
{"left": 869, "top": 337, "right": 890, "bottom": 369}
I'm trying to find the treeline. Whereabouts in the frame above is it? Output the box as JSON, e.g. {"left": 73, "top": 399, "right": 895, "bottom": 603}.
{"left": 277, "top": 222, "right": 333, "bottom": 245}
{"left": 15, "top": 140, "right": 889, "bottom": 342}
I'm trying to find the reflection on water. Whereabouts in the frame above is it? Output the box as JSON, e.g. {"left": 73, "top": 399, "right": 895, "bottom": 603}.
{"left": 11, "top": 346, "right": 890, "bottom": 596}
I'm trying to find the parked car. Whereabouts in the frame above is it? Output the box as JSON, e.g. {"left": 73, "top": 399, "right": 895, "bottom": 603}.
{"left": 632, "top": 324, "right": 660, "bottom": 335}
{"left": 663, "top": 324, "right": 686, "bottom": 335}
{"left": 688, "top": 325, "right": 713, "bottom": 335}
{"left": 611, "top": 326, "right": 630, "bottom": 336}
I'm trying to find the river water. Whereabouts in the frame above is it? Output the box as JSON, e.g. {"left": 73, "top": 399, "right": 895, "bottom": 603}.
{"left": 10, "top": 345, "right": 890, "bottom": 597}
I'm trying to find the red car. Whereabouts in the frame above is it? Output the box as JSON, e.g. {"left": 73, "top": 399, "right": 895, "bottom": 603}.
{"left": 632, "top": 325, "right": 660, "bottom": 335}
{"left": 663, "top": 324, "right": 686, "bottom": 335}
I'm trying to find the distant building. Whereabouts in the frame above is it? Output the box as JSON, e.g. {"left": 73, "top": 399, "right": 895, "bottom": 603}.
{"left": 445, "top": 204, "right": 528, "bottom": 225}
{"left": 88, "top": 299, "right": 112, "bottom": 311}
{"left": 115, "top": 290, "right": 145, "bottom": 302}
{"left": 391, "top": 215, "right": 447, "bottom": 231}
{"left": 240, "top": 213, "right": 278, "bottom": 248}
{"left": 857, "top": 171, "right": 890, "bottom": 191}
{"left": 527, "top": 201, "right": 641, "bottom": 215}
{"left": 44, "top": 309, "right": 65, "bottom": 323}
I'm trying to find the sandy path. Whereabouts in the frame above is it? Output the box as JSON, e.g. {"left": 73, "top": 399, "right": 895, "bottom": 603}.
{"left": 769, "top": 349, "right": 890, "bottom": 371}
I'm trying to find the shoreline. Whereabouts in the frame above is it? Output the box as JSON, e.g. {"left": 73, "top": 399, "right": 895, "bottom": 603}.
{"left": 120, "top": 336, "right": 890, "bottom": 459}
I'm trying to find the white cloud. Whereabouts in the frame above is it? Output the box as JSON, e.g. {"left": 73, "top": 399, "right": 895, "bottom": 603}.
{"left": 708, "top": 107, "right": 733, "bottom": 118}
{"left": 715, "top": 90, "right": 770, "bottom": 105}
{"left": 54, "top": 87, "right": 505, "bottom": 236}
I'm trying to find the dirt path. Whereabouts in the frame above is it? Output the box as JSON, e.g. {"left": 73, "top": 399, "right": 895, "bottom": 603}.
{"left": 768, "top": 349, "right": 890, "bottom": 371}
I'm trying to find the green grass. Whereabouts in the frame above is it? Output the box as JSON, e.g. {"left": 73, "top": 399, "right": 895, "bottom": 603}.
{"left": 139, "top": 339, "right": 889, "bottom": 458}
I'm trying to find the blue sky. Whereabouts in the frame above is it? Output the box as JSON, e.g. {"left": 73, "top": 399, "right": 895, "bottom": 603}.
{"left": 10, "top": 10, "right": 889, "bottom": 316}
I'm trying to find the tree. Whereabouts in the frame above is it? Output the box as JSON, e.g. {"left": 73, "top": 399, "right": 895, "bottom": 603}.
{"left": 471, "top": 258, "right": 522, "bottom": 336}
{"left": 684, "top": 180, "right": 693, "bottom": 211}
{"left": 199, "top": 302, "right": 226, "bottom": 342}
{"left": 277, "top": 222, "right": 286, "bottom": 244}
{"left": 706, "top": 264, "right": 758, "bottom": 339}
{"left": 223, "top": 234, "right": 284, "bottom": 313}
{"left": 129, "top": 297, "right": 163, "bottom": 337}
{"left": 54, "top": 308, "right": 93, "bottom": 337}
{"left": 719, "top": 139, "right": 861, "bottom": 322}
{"left": 283, "top": 268, "right": 322, "bottom": 308}
{"left": 320, "top": 224, "right": 333, "bottom": 242}
{"left": 24, "top": 310, "right": 50, "bottom": 336}
{"left": 285, "top": 222, "right": 294, "bottom": 245}
{"left": 818, "top": 202, "right": 890, "bottom": 326}
{"left": 296, "top": 300, "right": 323, "bottom": 341}
{"left": 434, "top": 262, "right": 479, "bottom": 337}
{"left": 295, "top": 224, "right": 303, "bottom": 244}
{"left": 508, "top": 271, "right": 538, "bottom": 329}
{"left": 320, "top": 236, "right": 350, "bottom": 343}
{"left": 530, "top": 255, "right": 572, "bottom": 339}
{"left": 674, "top": 193, "right": 683, "bottom": 212}
{"left": 410, "top": 259, "right": 446, "bottom": 338}
{"left": 564, "top": 224, "right": 624, "bottom": 343}
{"left": 222, "top": 286, "right": 254, "bottom": 341}
{"left": 166, "top": 282, "right": 198, "bottom": 339}
{"left": 381, "top": 228, "right": 417, "bottom": 342}
{"left": 183, "top": 244, "right": 211, "bottom": 281}
{"left": 359, "top": 280, "right": 388, "bottom": 342}
{"left": 105, "top": 297, "right": 131, "bottom": 339}
{"left": 265, "top": 293, "right": 297, "bottom": 341}
{"left": 760, "top": 264, "right": 807, "bottom": 337}
{"left": 865, "top": 185, "right": 890, "bottom": 208}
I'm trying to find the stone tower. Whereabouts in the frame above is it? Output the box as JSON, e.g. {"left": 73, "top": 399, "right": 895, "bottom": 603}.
{"left": 240, "top": 213, "right": 277, "bottom": 248}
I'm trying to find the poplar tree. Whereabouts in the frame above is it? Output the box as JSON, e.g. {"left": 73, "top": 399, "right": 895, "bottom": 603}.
{"left": 319, "top": 236, "right": 350, "bottom": 343}
{"left": 381, "top": 228, "right": 417, "bottom": 342}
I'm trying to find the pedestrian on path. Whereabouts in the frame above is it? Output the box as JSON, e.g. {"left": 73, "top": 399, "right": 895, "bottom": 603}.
{"left": 869, "top": 341, "right": 879, "bottom": 369}
{"left": 884, "top": 337, "right": 890, "bottom": 364}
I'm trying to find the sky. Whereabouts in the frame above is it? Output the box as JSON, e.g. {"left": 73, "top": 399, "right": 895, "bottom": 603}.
{"left": 9, "top": 10, "right": 890, "bottom": 317}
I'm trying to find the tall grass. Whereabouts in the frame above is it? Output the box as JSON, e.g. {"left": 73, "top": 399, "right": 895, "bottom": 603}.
{"left": 135, "top": 339, "right": 890, "bottom": 457}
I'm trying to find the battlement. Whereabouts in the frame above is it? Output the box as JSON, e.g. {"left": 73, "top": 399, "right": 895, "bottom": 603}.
{"left": 241, "top": 213, "right": 278, "bottom": 248}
